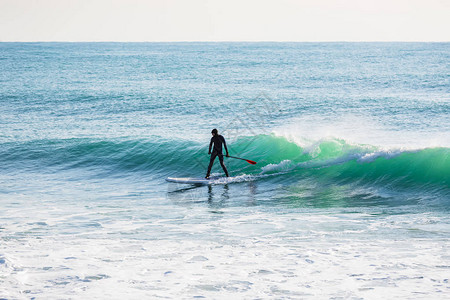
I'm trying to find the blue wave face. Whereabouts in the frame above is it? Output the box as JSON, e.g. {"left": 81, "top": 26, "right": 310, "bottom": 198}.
{"left": 2, "top": 135, "right": 448, "bottom": 192}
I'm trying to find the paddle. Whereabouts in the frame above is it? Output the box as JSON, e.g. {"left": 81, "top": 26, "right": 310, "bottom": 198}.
{"left": 226, "top": 155, "right": 257, "bottom": 165}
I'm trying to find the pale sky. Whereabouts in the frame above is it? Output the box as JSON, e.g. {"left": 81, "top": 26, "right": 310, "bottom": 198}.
{"left": 0, "top": 0, "right": 449, "bottom": 42}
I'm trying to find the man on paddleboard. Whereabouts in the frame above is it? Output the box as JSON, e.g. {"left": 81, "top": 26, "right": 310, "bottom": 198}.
{"left": 206, "top": 128, "right": 229, "bottom": 178}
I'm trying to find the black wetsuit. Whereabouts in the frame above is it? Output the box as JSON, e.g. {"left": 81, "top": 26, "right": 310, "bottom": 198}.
{"left": 206, "top": 134, "right": 229, "bottom": 178}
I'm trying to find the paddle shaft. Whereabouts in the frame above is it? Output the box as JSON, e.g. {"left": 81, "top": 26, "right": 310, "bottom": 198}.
{"left": 226, "top": 155, "right": 257, "bottom": 165}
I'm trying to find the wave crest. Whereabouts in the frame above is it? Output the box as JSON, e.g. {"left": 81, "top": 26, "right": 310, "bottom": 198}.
{"left": 1, "top": 135, "right": 448, "bottom": 188}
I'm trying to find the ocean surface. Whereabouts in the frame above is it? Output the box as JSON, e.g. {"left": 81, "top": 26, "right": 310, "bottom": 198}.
{"left": 0, "top": 42, "right": 449, "bottom": 299}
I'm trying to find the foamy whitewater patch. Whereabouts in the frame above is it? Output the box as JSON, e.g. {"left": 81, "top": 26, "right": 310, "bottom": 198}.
{"left": 211, "top": 174, "right": 255, "bottom": 184}
{"left": 356, "top": 148, "right": 410, "bottom": 163}
{"left": 1, "top": 207, "right": 449, "bottom": 299}
{"left": 297, "top": 148, "right": 417, "bottom": 170}
{"left": 260, "top": 160, "right": 294, "bottom": 174}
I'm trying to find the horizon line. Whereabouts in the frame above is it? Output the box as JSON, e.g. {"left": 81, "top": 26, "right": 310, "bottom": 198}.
{"left": 1, "top": 40, "right": 449, "bottom": 43}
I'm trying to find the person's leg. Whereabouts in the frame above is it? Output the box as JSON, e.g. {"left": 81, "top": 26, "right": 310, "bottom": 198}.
{"left": 206, "top": 152, "right": 217, "bottom": 178}
{"left": 218, "top": 154, "right": 229, "bottom": 177}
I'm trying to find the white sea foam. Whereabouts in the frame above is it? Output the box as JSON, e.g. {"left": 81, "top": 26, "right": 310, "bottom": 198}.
{"left": 211, "top": 174, "right": 255, "bottom": 184}
{"left": 356, "top": 148, "right": 409, "bottom": 163}
{"left": 1, "top": 205, "right": 449, "bottom": 299}
{"left": 260, "top": 159, "right": 294, "bottom": 174}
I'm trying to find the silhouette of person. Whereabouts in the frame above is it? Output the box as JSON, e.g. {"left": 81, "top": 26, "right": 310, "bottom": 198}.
{"left": 206, "top": 128, "right": 229, "bottom": 178}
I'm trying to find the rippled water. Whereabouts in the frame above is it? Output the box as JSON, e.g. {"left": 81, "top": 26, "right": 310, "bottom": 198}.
{"left": 0, "top": 42, "right": 449, "bottom": 298}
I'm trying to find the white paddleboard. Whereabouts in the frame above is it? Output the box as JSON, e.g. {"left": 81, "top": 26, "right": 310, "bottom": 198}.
{"left": 166, "top": 176, "right": 221, "bottom": 185}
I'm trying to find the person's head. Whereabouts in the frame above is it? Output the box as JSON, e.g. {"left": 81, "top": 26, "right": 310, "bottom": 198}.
{"left": 211, "top": 128, "right": 218, "bottom": 136}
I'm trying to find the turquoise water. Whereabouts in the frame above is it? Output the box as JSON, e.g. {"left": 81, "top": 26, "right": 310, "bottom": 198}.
{"left": 1, "top": 42, "right": 449, "bottom": 298}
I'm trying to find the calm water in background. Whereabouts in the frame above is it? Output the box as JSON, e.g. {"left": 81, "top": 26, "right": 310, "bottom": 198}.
{"left": 0, "top": 42, "right": 449, "bottom": 298}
